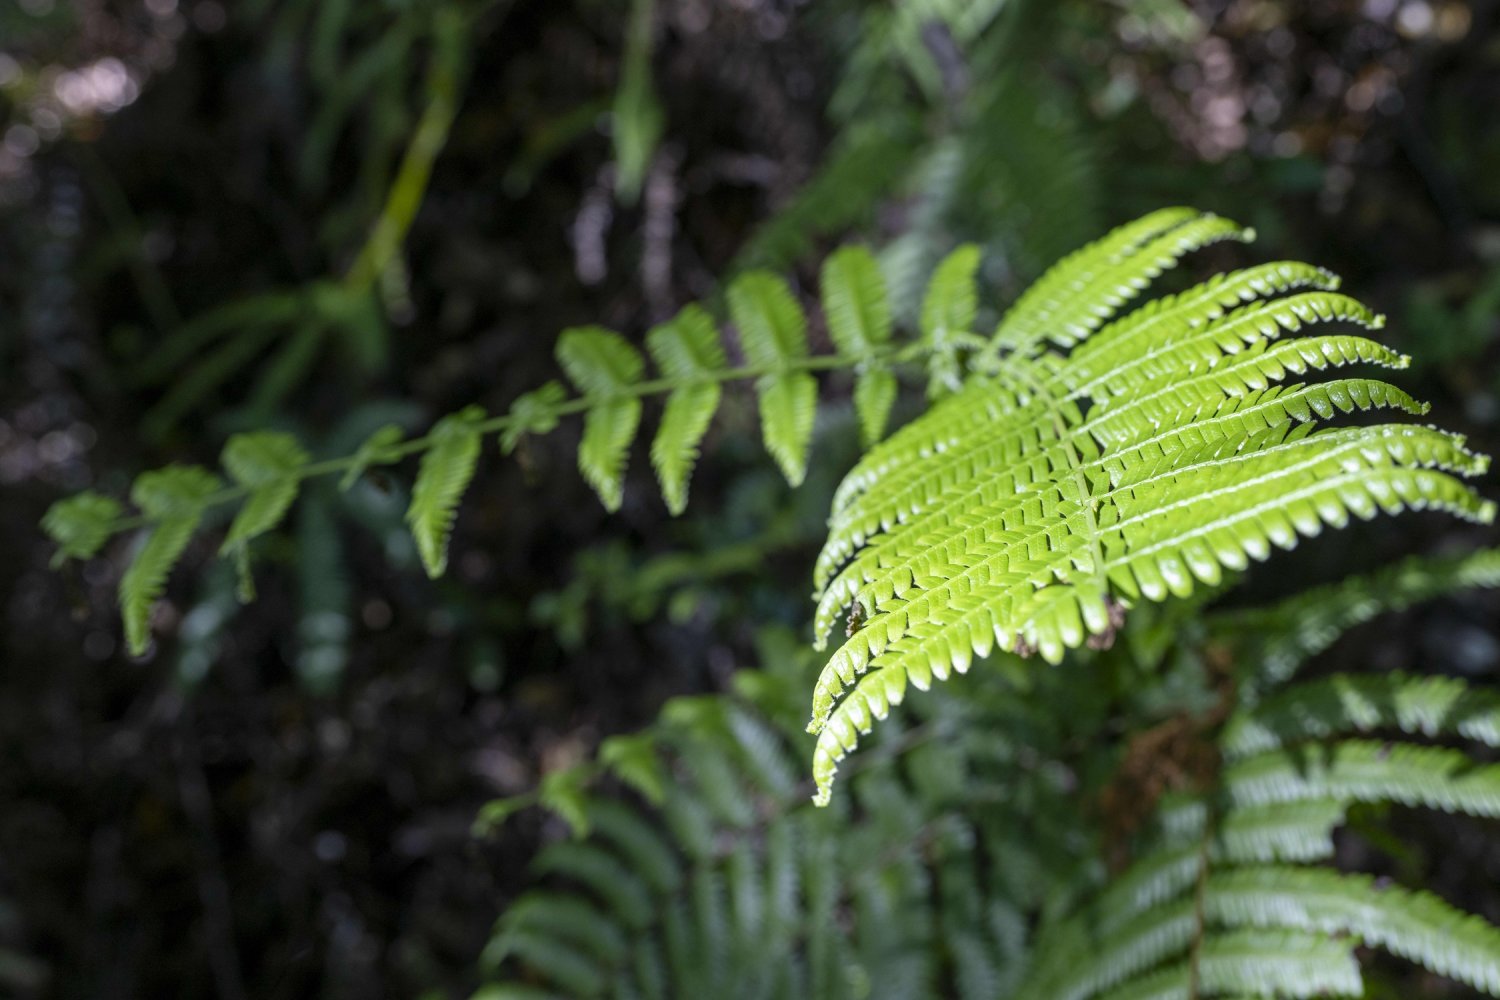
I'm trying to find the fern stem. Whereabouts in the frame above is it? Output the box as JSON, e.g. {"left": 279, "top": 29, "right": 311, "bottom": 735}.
{"left": 94, "top": 345, "right": 931, "bottom": 538}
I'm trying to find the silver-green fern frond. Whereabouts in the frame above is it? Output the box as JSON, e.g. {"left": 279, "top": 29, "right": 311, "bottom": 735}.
{"left": 806, "top": 208, "right": 1495, "bottom": 805}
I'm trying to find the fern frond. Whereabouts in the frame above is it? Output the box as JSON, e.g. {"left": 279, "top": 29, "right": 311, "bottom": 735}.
{"left": 647, "top": 305, "right": 725, "bottom": 515}
{"left": 807, "top": 428, "right": 1488, "bottom": 799}
{"left": 119, "top": 465, "right": 222, "bottom": 655}
{"left": 805, "top": 211, "right": 1496, "bottom": 805}
{"left": 42, "top": 491, "right": 123, "bottom": 567}
{"left": 728, "top": 272, "right": 817, "bottom": 486}
{"left": 219, "top": 431, "right": 310, "bottom": 599}
{"left": 558, "top": 326, "right": 647, "bottom": 510}
{"left": 406, "top": 405, "right": 485, "bottom": 578}
{"left": 479, "top": 671, "right": 1023, "bottom": 1000}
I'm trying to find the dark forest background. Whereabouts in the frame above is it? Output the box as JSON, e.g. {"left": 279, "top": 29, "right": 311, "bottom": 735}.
{"left": 1, "top": 0, "right": 1498, "bottom": 996}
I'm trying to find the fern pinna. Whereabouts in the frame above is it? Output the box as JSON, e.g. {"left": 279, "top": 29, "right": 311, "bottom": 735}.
{"left": 477, "top": 550, "right": 1500, "bottom": 998}
{"left": 806, "top": 207, "right": 1495, "bottom": 804}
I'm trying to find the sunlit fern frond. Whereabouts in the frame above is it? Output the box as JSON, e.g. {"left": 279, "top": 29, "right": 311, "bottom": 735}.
{"left": 807, "top": 209, "right": 1496, "bottom": 805}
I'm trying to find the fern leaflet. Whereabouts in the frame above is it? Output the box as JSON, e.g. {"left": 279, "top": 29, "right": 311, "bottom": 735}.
{"left": 406, "top": 405, "right": 485, "bottom": 578}
{"left": 647, "top": 305, "right": 726, "bottom": 515}
{"left": 219, "top": 431, "right": 310, "bottom": 599}
{"left": 41, "top": 491, "right": 123, "bottom": 567}
{"left": 728, "top": 272, "right": 818, "bottom": 486}
{"left": 119, "top": 465, "right": 222, "bottom": 655}
{"left": 558, "top": 326, "right": 647, "bottom": 511}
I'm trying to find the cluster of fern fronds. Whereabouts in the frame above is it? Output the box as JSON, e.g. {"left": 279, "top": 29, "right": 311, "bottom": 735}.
{"left": 475, "top": 549, "right": 1500, "bottom": 999}
{"left": 804, "top": 206, "right": 1494, "bottom": 803}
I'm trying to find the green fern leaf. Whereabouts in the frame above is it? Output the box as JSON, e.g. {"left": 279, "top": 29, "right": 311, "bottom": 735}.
{"left": 219, "top": 431, "right": 310, "bottom": 599}
{"left": 485, "top": 922, "right": 608, "bottom": 998}
{"left": 920, "top": 243, "right": 980, "bottom": 395}
{"left": 727, "top": 272, "right": 817, "bottom": 485}
{"left": 646, "top": 305, "right": 725, "bottom": 514}
{"left": 558, "top": 326, "right": 646, "bottom": 510}
{"left": 119, "top": 465, "right": 222, "bottom": 655}
{"left": 805, "top": 210, "right": 1496, "bottom": 805}
{"left": 822, "top": 245, "right": 893, "bottom": 358}
{"left": 42, "top": 491, "right": 123, "bottom": 567}
{"left": 755, "top": 373, "right": 817, "bottom": 488}
{"left": 853, "top": 368, "right": 897, "bottom": 450}
{"left": 821, "top": 245, "right": 897, "bottom": 446}
{"left": 406, "top": 405, "right": 485, "bottom": 578}
{"left": 586, "top": 799, "right": 681, "bottom": 893}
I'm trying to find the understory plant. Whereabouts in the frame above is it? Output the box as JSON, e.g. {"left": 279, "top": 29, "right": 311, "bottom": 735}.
{"left": 43, "top": 209, "right": 1500, "bottom": 995}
